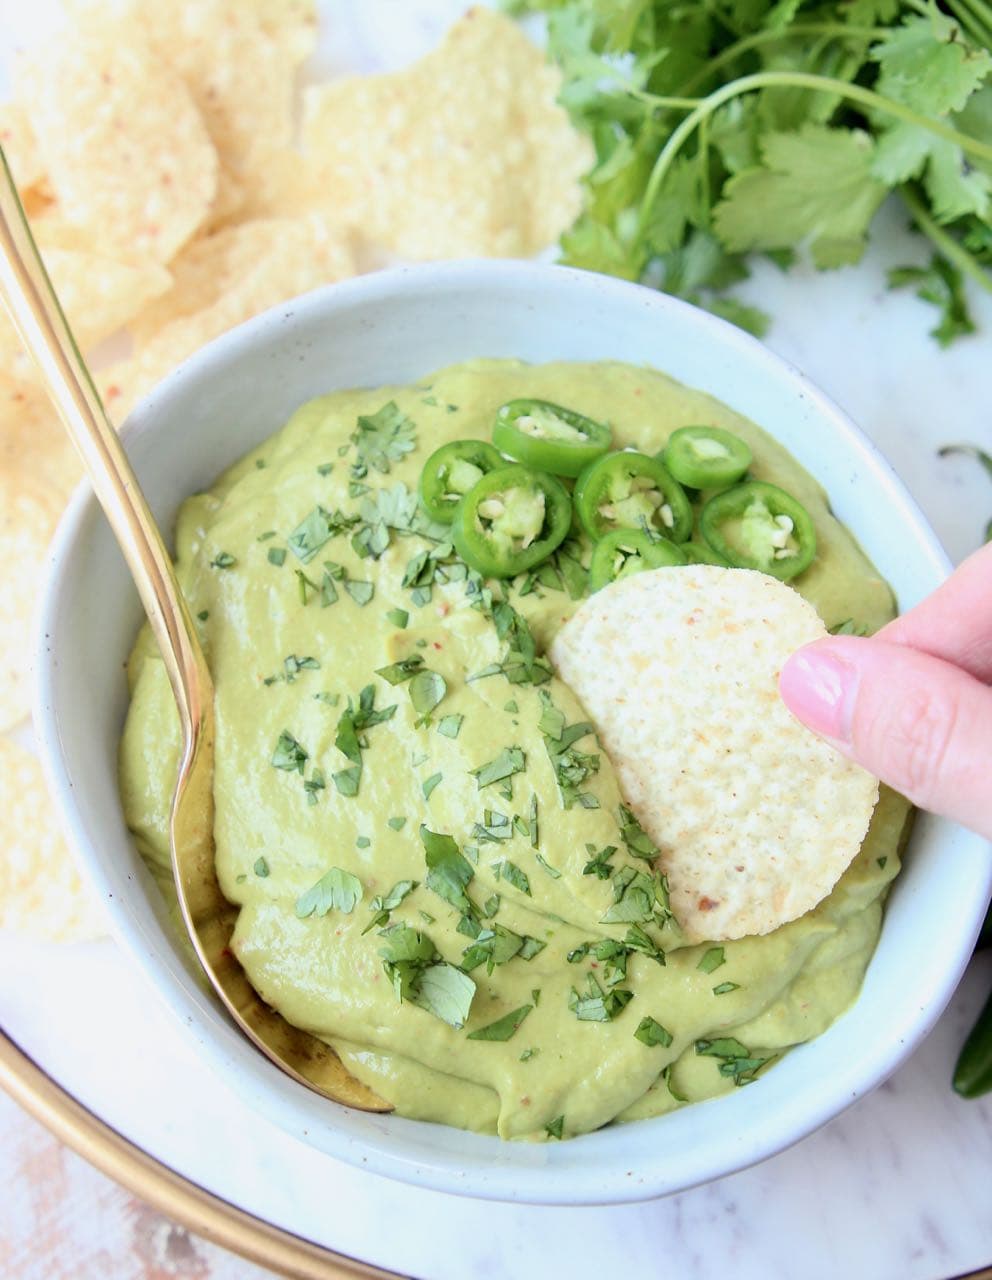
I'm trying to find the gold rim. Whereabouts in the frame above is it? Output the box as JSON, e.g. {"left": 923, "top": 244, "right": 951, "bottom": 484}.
{"left": 0, "top": 1029, "right": 405, "bottom": 1280}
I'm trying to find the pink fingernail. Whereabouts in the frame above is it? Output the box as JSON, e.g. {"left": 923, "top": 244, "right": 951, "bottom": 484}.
{"left": 779, "top": 645, "right": 859, "bottom": 743}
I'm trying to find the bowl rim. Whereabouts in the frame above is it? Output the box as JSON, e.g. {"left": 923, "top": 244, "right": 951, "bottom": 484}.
{"left": 33, "top": 259, "right": 992, "bottom": 1205}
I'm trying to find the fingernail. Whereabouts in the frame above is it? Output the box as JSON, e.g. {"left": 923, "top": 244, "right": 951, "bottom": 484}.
{"left": 779, "top": 644, "right": 859, "bottom": 743}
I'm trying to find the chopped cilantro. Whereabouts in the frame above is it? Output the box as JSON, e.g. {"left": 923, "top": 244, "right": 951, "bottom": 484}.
{"left": 271, "top": 730, "right": 308, "bottom": 775}
{"left": 376, "top": 655, "right": 425, "bottom": 685}
{"left": 663, "top": 1064, "right": 688, "bottom": 1103}
{"left": 503, "top": 699, "right": 519, "bottom": 713}
{"left": 421, "top": 826, "right": 475, "bottom": 915}
{"left": 697, "top": 947, "right": 726, "bottom": 974}
{"left": 617, "top": 805, "right": 659, "bottom": 861}
{"left": 538, "top": 690, "right": 600, "bottom": 809}
{"left": 472, "top": 809, "right": 513, "bottom": 843}
{"left": 470, "top": 746, "right": 526, "bottom": 790}
{"left": 317, "top": 462, "right": 335, "bottom": 476}
{"left": 283, "top": 654, "right": 320, "bottom": 682}
{"left": 569, "top": 973, "right": 634, "bottom": 1022}
{"left": 295, "top": 867, "right": 363, "bottom": 918}
{"left": 467, "top": 1004, "right": 533, "bottom": 1042}
{"left": 519, "top": 1048, "right": 539, "bottom": 1062}
{"left": 362, "top": 878, "right": 417, "bottom": 933}
{"left": 497, "top": 860, "right": 531, "bottom": 896}
{"left": 696, "top": 1037, "right": 773, "bottom": 1086}
{"left": 350, "top": 402, "right": 418, "bottom": 478}
{"left": 287, "top": 506, "right": 357, "bottom": 563}
{"left": 582, "top": 843, "right": 616, "bottom": 880}
{"left": 196, "top": 609, "right": 209, "bottom": 622}
{"left": 422, "top": 772, "right": 443, "bottom": 800}
{"left": 303, "top": 768, "right": 325, "bottom": 805}
{"left": 437, "top": 714, "right": 464, "bottom": 739}
{"left": 635, "top": 1016, "right": 674, "bottom": 1048}
{"left": 409, "top": 670, "right": 447, "bottom": 720}
{"left": 253, "top": 857, "right": 270, "bottom": 878}
{"left": 545, "top": 1115, "right": 564, "bottom": 1140}
{"left": 713, "top": 982, "right": 740, "bottom": 995}
{"left": 461, "top": 923, "right": 524, "bottom": 973}
{"left": 356, "top": 836, "right": 371, "bottom": 849}
{"left": 387, "top": 816, "right": 408, "bottom": 831}
{"left": 600, "top": 867, "right": 664, "bottom": 925}
{"left": 386, "top": 607, "right": 410, "bottom": 629}
{"left": 535, "top": 852, "right": 561, "bottom": 879}
{"left": 267, "top": 546, "right": 287, "bottom": 567}
{"left": 210, "top": 551, "right": 237, "bottom": 569}
{"left": 345, "top": 579, "right": 374, "bottom": 606}
{"left": 332, "top": 685, "right": 396, "bottom": 796}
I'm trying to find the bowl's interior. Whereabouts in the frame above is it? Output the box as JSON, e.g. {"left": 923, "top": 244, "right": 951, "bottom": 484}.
{"left": 37, "top": 261, "right": 992, "bottom": 1204}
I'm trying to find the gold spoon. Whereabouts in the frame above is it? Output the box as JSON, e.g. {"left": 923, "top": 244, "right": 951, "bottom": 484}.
{"left": 0, "top": 150, "right": 388, "bottom": 1114}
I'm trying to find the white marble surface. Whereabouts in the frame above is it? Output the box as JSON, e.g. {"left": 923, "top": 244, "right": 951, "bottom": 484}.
{"left": 2, "top": 2, "right": 992, "bottom": 1278}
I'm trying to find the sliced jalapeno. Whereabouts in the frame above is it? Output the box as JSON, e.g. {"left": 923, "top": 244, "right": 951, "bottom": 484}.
{"left": 699, "top": 480, "right": 816, "bottom": 581}
{"left": 493, "top": 399, "right": 612, "bottom": 478}
{"left": 589, "top": 529, "right": 687, "bottom": 591}
{"left": 419, "top": 439, "right": 505, "bottom": 523}
{"left": 953, "top": 986, "right": 992, "bottom": 1098}
{"left": 452, "top": 464, "right": 572, "bottom": 579}
{"left": 662, "top": 426, "right": 752, "bottom": 490}
{"left": 682, "top": 540, "right": 729, "bottom": 567}
{"left": 575, "top": 451, "right": 692, "bottom": 543}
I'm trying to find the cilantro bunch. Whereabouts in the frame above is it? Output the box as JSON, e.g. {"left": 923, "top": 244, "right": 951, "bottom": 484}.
{"left": 512, "top": 0, "right": 992, "bottom": 343}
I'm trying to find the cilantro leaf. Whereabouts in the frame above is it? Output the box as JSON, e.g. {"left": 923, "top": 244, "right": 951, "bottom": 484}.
{"left": 714, "top": 125, "right": 888, "bottom": 268}
{"left": 421, "top": 826, "right": 475, "bottom": 915}
{"left": 467, "top": 1004, "right": 533, "bottom": 1042}
{"left": 470, "top": 746, "right": 526, "bottom": 790}
{"left": 412, "top": 963, "right": 476, "bottom": 1029}
{"left": 635, "top": 1016, "right": 674, "bottom": 1048}
{"left": 350, "top": 402, "right": 418, "bottom": 478}
{"left": 295, "top": 867, "right": 363, "bottom": 918}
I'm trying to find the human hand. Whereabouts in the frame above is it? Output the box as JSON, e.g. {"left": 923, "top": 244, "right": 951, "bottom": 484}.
{"left": 779, "top": 541, "right": 992, "bottom": 840}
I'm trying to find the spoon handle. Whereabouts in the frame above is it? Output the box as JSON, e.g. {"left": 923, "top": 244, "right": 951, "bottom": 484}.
{"left": 0, "top": 147, "right": 207, "bottom": 739}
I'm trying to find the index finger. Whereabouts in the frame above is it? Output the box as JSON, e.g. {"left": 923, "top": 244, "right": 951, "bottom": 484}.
{"left": 878, "top": 541, "right": 992, "bottom": 682}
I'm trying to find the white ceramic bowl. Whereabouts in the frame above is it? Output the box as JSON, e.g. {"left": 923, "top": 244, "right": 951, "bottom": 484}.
{"left": 36, "top": 261, "right": 992, "bottom": 1205}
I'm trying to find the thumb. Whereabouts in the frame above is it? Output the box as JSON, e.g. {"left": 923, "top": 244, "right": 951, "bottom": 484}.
{"left": 779, "top": 636, "right": 992, "bottom": 840}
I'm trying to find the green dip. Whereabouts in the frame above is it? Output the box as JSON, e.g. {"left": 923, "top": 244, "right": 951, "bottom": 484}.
{"left": 119, "top": 359, "right": 911, "bottom": 1141}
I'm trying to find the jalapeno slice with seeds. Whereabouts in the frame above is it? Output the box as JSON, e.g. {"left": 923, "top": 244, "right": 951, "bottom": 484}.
{"left": 419, "top": 439, "right": 505, "bottom": 523}
{"left": 662, "top": 426, "right": 752, "bottom": 490}
{"left": 452, "top": 464, "right": 572, "bottom": 579}
{"left": 699, "top": 480, "right": 816, "bottom": 581}
{"left": 574, "top": 451, "right": 693, "bottom": 543}
{"left": 493, "top": 399, "right": 612, "bottom": 478}
{"left": 588, "top": 529, "right": 687, "bottom": 591}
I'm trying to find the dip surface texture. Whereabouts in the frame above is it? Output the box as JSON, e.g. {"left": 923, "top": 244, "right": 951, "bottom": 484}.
{"left": 119, "top": 359, "right": 909, "bottom": 1141}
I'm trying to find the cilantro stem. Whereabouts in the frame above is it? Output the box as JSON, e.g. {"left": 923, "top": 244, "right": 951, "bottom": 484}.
{"left": 945, "top": 0, "right": 992, "bottom": 51}
{"left": 900, "top": 185, "right": 992, "bottom": 296}
{"left": 678, "top": 24, "right": 887, "bottom": 96}
{"left": 637, "top": 71, "right": 992, "bottom": 241}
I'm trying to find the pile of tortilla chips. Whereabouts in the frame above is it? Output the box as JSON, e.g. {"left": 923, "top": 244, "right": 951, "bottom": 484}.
{"left": 0, "top": 0, "right": 591, "bottom": 941}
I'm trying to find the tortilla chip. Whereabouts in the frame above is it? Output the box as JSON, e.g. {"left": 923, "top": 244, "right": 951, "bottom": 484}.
{"left": 550, "top": 567, "right": 879, "bottom": 942}
{"left": 0, "top": 378, "right": 81, "bottom": 730}
{"left": 14, "top": 16, "right": 218, "bottom": 263}
{"left": 301, "top": 6, "right": 592, "bottom": 259}
{"left": 129, "top": 215, "right": 355, "bottom": 392}
{"left": 42, "top": 248, "right": 173, "bottom": 353}
{"left": 0, "top": 737, "right": 106, "bottom": 943}
{"left": 0, "top": 101, "right": 45, "bottom": 192}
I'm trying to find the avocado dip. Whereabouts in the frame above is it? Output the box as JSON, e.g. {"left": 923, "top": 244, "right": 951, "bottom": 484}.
{"left": 119, "top": 358, "right": 911, "bottom": 1141}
